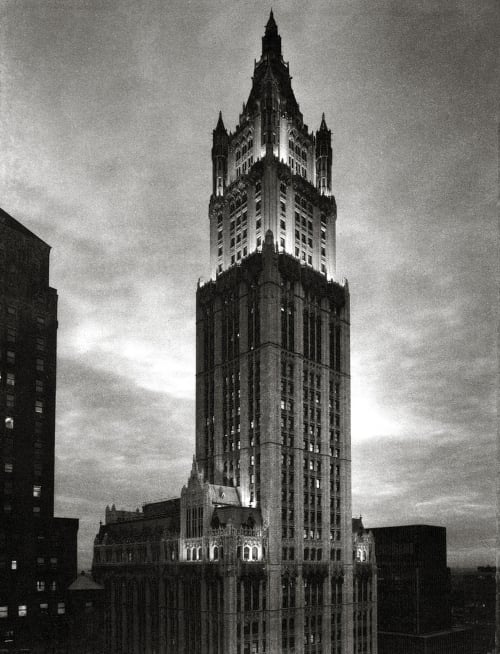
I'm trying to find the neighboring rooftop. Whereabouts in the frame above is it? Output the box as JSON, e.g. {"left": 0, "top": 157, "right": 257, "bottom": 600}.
{"left": 0, "top": 206, "right": 49, "bottom": 247}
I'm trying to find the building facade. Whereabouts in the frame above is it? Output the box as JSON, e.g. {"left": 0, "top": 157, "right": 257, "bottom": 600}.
{"left": 93, "top": 13, "right": 377, "bottom": 654}
{"left": 0, "top": 208, "right": 78, "bottom": 651}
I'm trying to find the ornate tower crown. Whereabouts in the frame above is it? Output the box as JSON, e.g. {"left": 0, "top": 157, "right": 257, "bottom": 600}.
{"left": 209, "top": 12, "right": 336, "bottom": 281}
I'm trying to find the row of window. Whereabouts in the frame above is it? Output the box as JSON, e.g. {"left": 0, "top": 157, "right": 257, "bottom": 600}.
{"left": 3, "top": 397, "right": 44, "bottom": 416}
{"left": 0, "top": 602, "right": 65, "bottom": 618}
{"left": 0, "top": 373, "right": 44, "bottom": 393}
{"left": 0, "top": 351, "right": 45, "bottom": 369}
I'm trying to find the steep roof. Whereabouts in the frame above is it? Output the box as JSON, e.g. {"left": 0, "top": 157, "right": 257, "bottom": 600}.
{"left": 208, "top": 484, "right": 241, "bottom": 506}
{"left": 244, "top": 12, "right": 300, "bottom": 119}
{"left": 68, "top": 572, "right": 104, "bottom": 592}
{"left": 0, "top": 206, "right": 50, "bottom": 248}
{"left": 211, "top": 506, "right": 262, "bottom": 529}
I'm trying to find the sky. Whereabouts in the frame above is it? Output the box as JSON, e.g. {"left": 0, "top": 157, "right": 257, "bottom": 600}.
{"left": 0, "top": 0, "right": 497, "bottom": 570}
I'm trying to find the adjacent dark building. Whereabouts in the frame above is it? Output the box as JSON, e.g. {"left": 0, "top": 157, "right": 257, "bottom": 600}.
{"left": 93, "top": 12, "right": 377, "bottom": 654}
{"left": 0, "top": 208, "right": 78, "bottom": 652}
{"left": 66, "top": 572, "right": 105, "bottom": 654}
{"left": 370, "top": 525, "right": 473, "bottom": 654}
{"left": 451, "top": 566, "right": 496, "bottom": 654}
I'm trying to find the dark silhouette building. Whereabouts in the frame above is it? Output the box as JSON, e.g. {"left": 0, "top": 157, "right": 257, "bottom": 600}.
{"left": 0, "top": 208, "right": 78, "bottom": 651}
{"left": 370, "top": 525, "right": 473, "bottom": 654}
{"left": 66, "top": 572, "right": 105, "bottom": 654}
{"left": 93, "top": 12, "right": 377, "bottom": 653}
{"left": 451, "top": 566, "right": 495, "bottom": 654}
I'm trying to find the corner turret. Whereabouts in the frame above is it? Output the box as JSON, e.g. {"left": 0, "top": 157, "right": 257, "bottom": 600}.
{"left": 212, "top": 111, "right": 228, "bottom": 196}
{"left": 315, "top": 113, "right": 332, "bottom": 195}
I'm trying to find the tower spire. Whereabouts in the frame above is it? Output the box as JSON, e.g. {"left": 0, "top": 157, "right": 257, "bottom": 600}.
{"left": 262, "top": 9, "right": 281, "bottom": 58}
{"left": 265, "top": 9, "right": 277, "bottom": 35}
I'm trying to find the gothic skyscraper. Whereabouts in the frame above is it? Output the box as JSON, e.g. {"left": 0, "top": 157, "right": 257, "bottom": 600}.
{"left": 94, "top": 14, "right": 377, "bottom": 654}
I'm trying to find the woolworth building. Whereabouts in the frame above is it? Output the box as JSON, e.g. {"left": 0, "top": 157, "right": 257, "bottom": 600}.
{"left": 93, "top": 12, "right": 377, "bottom": 654}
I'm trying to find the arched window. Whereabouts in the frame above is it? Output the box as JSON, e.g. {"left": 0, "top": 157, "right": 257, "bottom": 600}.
{"left": 252, "top": 546, "right": 258, "bottom": 561}
{"left": 220, "top": 547, "right": 224, "bottom": 560}
{"left": 187, "top": 548, "right": 191, "bottom": 561}
{"left": 243, "top": 546, "right": 250, "bottom": 561}
{"left": 198, "top": 547, "right": 202, "bottom": 560}
{"left": 213, "top": 546, "right": 219, "bottom": 560}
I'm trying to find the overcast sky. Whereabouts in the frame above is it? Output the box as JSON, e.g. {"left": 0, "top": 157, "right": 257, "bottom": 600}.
{"left": 0, "top": 0, "right": 497, "bottom": 570}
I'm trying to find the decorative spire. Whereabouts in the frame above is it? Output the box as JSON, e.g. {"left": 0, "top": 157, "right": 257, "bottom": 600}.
{"left": 319, "top": 113, "right": 328, "bottom": 131}
{"left": 262, "top": 9, "right": 281, "bottom": 58}
{"left": 215, "top": 110, "right": 226, "bottom": 133}
{"left": 265, "top": 9, "right": 278, "bottom": 36}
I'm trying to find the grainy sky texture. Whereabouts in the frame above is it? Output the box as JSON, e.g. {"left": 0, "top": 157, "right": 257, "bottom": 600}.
{"left": 0, "top": 0, "right": 497, "bottom": 570}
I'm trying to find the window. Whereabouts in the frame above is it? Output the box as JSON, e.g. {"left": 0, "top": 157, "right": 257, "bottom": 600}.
{"left": 7, "top": 350, "right": 15, "bottom": 364}
{"left": 33, "top": 506, "right": 41, "bottom": 515}
{"left": 35, "top": 380, "right": 43, "bottom": 393}
{"left": 37, "top": 557, "right": 44, "bottom": 566}
{"left": 6, "top": 395, "right": 14, "bottom": 408}
{"left": 36, "top": 358, "right": 44, "bottom": 372}
{"left": 11, "top": 560, "right": 17, "bottom": 570}
{"left": 36, "top": 581, "right": 45, "bottom": 592}
{"left": 7, "top": 306, "right": 16, "bottom": 317}
{"left": 5, "top": 417, "right": 14, "bottom": 430}
{"left": 4, "top": 463, "right": 13, "bottom": 473}
{"left": 35, "top": 401, "right": 43, "bottom": 414}
{"left": 39, "top": 603, "right": 48, "bottom": 614}
{"left": 6, "top": 373, "right": 15, "bottom": 386}
{"left": 50, "top": 581, "right": 56, "bottom": 591}
{"left": 7, "top": 328, "right": 16, "bottom": 343}
{"left": 50, "top": 557, "right": 57, "bottom": 568}
{"left": 0, "top": 606, "right": 7, "bottom": 618}
{"left": 36, "top": 316, "right": 45, "bottom": 327}
{"left": 57, "top": 602, "right": 65, "bottom": 615}
{"left": 18, "top": 605, "right": 27, "bottom": 617}
{"left": 33, "top": 485, "right": 41, "bottom": 498}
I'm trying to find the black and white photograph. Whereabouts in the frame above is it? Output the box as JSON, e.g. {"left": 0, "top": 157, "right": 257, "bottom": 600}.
{"left": 0, "top": 1, "right": 497, "bottom": 652}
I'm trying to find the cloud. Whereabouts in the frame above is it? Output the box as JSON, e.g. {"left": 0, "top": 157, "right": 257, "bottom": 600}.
{"left": 54, "top": 357, "right": 194, "bottom": 568}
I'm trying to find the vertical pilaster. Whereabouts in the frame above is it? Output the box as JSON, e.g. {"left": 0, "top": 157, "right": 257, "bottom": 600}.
{"left": 223, "top": 574, "right": 236, "bottom": 652}
{"left": 213, "top": 295, "right": 224, "bottom": 484}
{"left": 110, "top": 578, "right": 117, "bottom": 654}
{"left": 132, "top": 581, "right": 139, "bottom": 654}
{"left": 145, "top": 578, "right": 151, "bottom": 654}
{"left": 239, "top": 283, "right": 250, "bottom": 505}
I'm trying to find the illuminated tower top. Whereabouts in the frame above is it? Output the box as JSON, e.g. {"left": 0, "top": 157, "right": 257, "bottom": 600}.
{"left": 209, "top": 11, "right": 336, "bottom": 280}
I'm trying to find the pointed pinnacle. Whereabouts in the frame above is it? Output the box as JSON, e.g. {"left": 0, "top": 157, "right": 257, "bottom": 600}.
{"left": 266, "top": 9, "right": 277, "bottom": 35}
{"left": 215, "top": 111, "right": 226, "bottom": 132}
